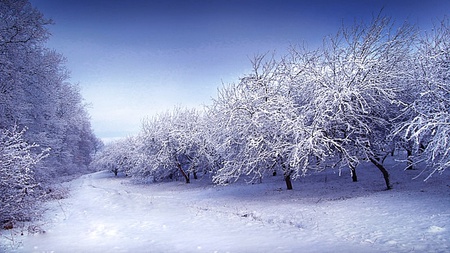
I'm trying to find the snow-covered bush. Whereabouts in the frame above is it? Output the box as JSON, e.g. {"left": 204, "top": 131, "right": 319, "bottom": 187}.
{"left": 0, "top": 126, "right": 48, "bottom": 225}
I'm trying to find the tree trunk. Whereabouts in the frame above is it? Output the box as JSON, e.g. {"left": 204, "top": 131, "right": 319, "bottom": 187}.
{"left": 281, "top": 163, "right": 293, "bottom": 190}
{"left": 193, "top": 171, "right": 198, "bottom": 180}
{"left": 406, "top": 148, "right": 414, "bottom": 170}
{"left": 284, "top": 174, "right": 293, "bottom": 190}
{"left": 177, "top": 163, "right": 190, "bottom": 184}
{"left": 349, "top": 163, "right": 358, "bottom": 182}
{"left": 369, "top": 157, "right": 391, "bottom": 190}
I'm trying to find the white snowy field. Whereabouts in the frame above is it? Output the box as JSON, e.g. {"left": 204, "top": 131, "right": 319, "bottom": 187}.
{"left": 2, "top": 158, "right": 449, "bottom": 253}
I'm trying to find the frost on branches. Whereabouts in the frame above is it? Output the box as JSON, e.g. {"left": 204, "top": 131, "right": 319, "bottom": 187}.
{"left": 0, "top": 126, "right": 48, "bottom": 225}
{"left": 398, "top": 18, "right": 450, "bottom": 179}
{"left": 138, "top": 108, "right": 210, "bottom": 183}
{"left": 208, "top": 14, "right": 416, "bottom": 190}
{"left": 207, "top": 54, "right": 324, "bottom": 190}
{"left": 90, "top": 138, "right": 136, "bottom": 177}
{"left": 0, "top": 0, "right": 100, "bottom": 180}
{"left": 299, "top": 14, "right": 415, "bottom": 189}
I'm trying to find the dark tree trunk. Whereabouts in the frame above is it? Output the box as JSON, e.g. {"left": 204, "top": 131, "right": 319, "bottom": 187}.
{"left": 349, "top": 163, "right": 358, "bottom": 182}
{"left": 369, "top": 157, "right": 391, "bottom": 190}
{"left": 177, "top": 163, "right": 190, "bottom": 184}
{"left": 284, "top": 174, "right": 293, "bottom": 190}
{"left": 193, "top": 171, "right": 198, "bottom": 180}
{"left": 281, "top": 163, "right": 293, "bottom": 190}
{"left": 280, "top": 159, "right": 293, "bottom": 190}
{"left": 406, "top": 148, "right": 414, "bottom": 170}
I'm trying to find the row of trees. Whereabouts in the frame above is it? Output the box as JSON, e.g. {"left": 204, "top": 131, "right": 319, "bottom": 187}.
{"left": 92, "top": 14, "right": 449, "bottom": 190}
{"left": 0, "top": 0, "right": 100, "bottom": 225}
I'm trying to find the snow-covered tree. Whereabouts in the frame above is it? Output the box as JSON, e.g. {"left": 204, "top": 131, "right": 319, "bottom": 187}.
{"left": 208, "top": 53, "right": 325, "bottom": 190}
{"left": 0, "top": 0, "right": 99, "bottom": 181}
{"left": 397, "top": 18, "right": 450, "bottom": 179}
{"left": 208, "top": 14, "right": 416, "bottom": 190}
{"left": 88, "top": 12, "right": 449, "bottom": 191}
{"left": 293, "top": 14, "right": 416, "bottom": 189}
{"left": 0, "top": 0, "right": 51, "bottom": 130}
{"left": 135, "top": 108, "right": 209, "bottom": 183}
{"left": 207, "top": 56, "right": 284, "bottom": 186}
{"left": 0, "top": 126, "right": 48, "bottom": 225}
{"left": 91, "top": 137, "right": 137, "bottom": 177}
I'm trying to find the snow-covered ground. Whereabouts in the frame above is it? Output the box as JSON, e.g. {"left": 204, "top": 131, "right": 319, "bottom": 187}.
{"left": 2, "top": 157, "right": 449, "bottom": 253}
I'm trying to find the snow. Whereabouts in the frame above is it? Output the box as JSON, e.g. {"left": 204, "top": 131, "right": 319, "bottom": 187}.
{"left": 2, "top": 157, "right": 449, "bottom": 253}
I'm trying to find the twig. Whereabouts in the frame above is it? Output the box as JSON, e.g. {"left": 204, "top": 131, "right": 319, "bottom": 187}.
{"left": 57, "top": 199, "right": 67, "bottom": 220}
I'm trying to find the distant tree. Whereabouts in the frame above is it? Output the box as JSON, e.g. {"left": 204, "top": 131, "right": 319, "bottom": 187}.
{"left": 135, "top": 108, "right": 208, "bottom": 183}
{"left": 91, "top": 138, "right": 137, "bottom": 177}
{"left": 133, "top": 117, "right": 167, "bottom": 181}
{"left": 145, "top": 111, "right": 188, "bottom": 182}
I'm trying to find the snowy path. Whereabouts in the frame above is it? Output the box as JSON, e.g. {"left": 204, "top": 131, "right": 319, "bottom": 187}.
{"left": 3, "top": 166, "right": 450, "bottom": 253}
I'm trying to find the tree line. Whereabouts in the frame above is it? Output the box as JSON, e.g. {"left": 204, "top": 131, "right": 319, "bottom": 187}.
{"left": 1, "top": 0, "right": 100, "bottom": 226}
{"left": 93, "top": 13, "right": 449, "bottom": 191}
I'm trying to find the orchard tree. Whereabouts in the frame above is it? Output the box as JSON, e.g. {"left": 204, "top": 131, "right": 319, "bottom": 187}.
{"left": 91, "top": 137, "right": 138, "bottom": 177}
{"left": 296, "top": 14, "right": 416, "bottom": 189}
{"left": 398, "top": 18, "right": 450, "bottom": 179}
{"left": 208, "top": 57, "right": 282, "bottom": 186}
{"left": 137, "top": 108, "right": 208, "bottom": 183}
{"left": 209, "top": 53, "right": 328, "bottom": 190}
{"left": 207, "top": 58, "right": 286, "bottom": 187}
{"left": 209, "top": 14, "right": 417, "bottom": 191}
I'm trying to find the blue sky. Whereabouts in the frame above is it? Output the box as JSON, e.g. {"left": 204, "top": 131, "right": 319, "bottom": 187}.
{"left": 29, "top": 0, "right": 450, "bottom": 142}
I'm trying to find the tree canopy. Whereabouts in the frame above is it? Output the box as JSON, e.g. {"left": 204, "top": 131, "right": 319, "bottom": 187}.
{"left": 0, "top": 0, "right": 100, "bottom": 224}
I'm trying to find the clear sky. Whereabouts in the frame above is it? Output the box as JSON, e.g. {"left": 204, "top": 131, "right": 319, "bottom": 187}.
{"left": 29, "top": 0, "right": 450, "bottom": 142}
